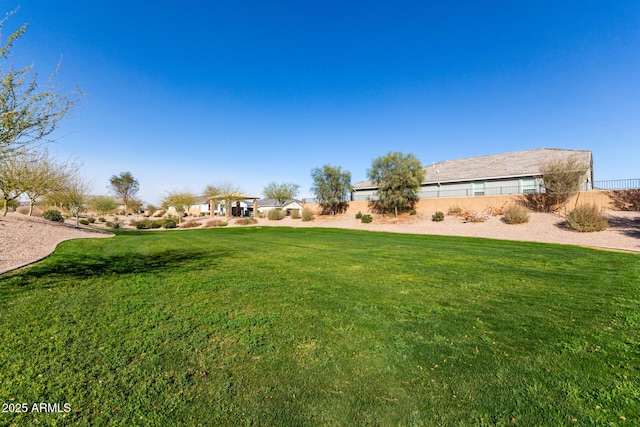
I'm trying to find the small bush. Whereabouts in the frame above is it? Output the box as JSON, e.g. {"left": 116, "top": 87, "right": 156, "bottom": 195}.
{"left": 301, "top": 207, "right": 314, "bottom": 222}
{"left": 105, "top": 221, "right": 120, "bottom": 229}
{"left": 154, "top": 210, "right": 166, "bottom": 218}
{"left": 503, "top": 204, "right": 530, "bottom": 225}
{"left": 78, "top": 219, "right": 90, "bottom": 225}
{"left": 360, "top": 214, "right": 372, "bottom": 223}
{"left": 447, "top": 205, "right": 463, "bottom": 216}
{"left": 87, "top": 217, "right": 96, "bottom": 223}
{"left": 355, "top": 211, "right": 363, "bottom": 219}
{"left": 43, "top": 209, "right": 64, "bottom": 223}
{"left": 409, "top": 209, "right": 417, "bottom": 216}
{"left": 98, "top": 217, "right": 106, "bottom": 222}
{"left": 205, "top": 220, "right": 228, "bottom": 227}
{"left": 290, "top": 210, "right": 300, "bottom": 219}
{"left": 464, "top": 211, "right": 488, "bottom": 223}
{"left": 486, "top": 204, "right": 506, "bottom": 216}
{"left": 566, "top": 203, "right": 608, "bottom": 232}
{"left": 162, "top": 218, "right": 177, "bottom": 229}
{"left": 180, "top": 220, "right": 201, "bottom": 228}
{"left": 267, "top": 209, "right": 285, "bottom": 220}
{"left": 519, "top": 193, "right": 558, "bottom": 213}
{"left": 432, "top": 211, "right": 444, "bottom": 222}
{"left": 133, "top": 219, "right": 162, "bottom": 229}
{"left": 235, "top": 217, "right": 258, "bottom": 225}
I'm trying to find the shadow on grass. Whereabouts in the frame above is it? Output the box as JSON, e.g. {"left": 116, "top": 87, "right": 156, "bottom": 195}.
{"left": 17, "top": 248, "right": 232, "bottom": 280}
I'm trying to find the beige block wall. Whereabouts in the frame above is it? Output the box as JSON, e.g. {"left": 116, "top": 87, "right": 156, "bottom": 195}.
{"left": 305, "top": 190, "right": 615, "bottom": 215}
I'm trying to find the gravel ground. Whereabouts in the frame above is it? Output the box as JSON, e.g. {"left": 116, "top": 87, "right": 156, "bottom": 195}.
{"left": 0, "top": 213, "right": 113, "bottom": 274}
{"left": 1, "top": 210, "right": 639, "bottom": 274}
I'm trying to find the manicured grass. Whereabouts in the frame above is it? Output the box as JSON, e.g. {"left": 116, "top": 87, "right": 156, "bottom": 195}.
{"left": 1, "top": 227, "right": 639, "bottom": 426}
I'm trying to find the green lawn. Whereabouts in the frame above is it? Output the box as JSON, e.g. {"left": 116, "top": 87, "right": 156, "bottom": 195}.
{"left": 1, "top": 227, "right": 639, "bottom": 426}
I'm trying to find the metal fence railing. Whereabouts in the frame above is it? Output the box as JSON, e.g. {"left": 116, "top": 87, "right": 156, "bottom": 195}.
{"left": 593, "top": 179, "right": 640, "bottom": 190}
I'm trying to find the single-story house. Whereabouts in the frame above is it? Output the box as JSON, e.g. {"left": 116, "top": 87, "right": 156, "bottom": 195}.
{"left": 257, "top": 199, "right": 303, "bottom": 216}
{"left": 351, "top": 148, "right": 593, "bottom": 201}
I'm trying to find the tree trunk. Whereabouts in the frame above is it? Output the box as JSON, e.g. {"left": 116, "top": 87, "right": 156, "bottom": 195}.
{"left": 28, "top": 199, "right": 35, "bottom": 216}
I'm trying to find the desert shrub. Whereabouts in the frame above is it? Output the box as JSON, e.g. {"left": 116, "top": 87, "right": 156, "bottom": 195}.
{"left": 355, "top": 211, "right": 362, "bottom": 219}
{"left": 16, "top": 206, "right": 29, "bottom": 215}
{"left": 235, "top": 217, "right": 258, "bottom": 225}
{"left": 162, "top": 218, "right": 177, "bottom": 229}
{"left": 464, "top": 211, "right": 488, "bottom": 223}
{"left": 132, "top": 219, "right": 159, "bottom": 230}
{"left": 447, "top": 205, "right": 463, "bottom": 216}
{"left": 301, "top": 207, "right": 314, "bottom": 222}
{"left": 486, "top": 204, "right": 507, "bottom": 216}
{"left": 519, "top": 193, "right": 558, "bottom": 213}
{"left": 154, "top": 209, "right": 166, "bottom": 218}
{"left": 43, "top": 209, "right": 64, "bottom": 223}
{"left": 386, "top": 212, "right": 394, "bottom": 218}
{"left": 410, "top": 209, "right": 417, "bottom": 215}
{"left": 205, "top": 220, "right": 228, "bottom": 227}
{"left": 360, "top": 214, "right": 373, "bottom": 223}
{"left": 503, "top": 204, "right": 530, "bottom": 224}
{"left": 87, "top": 217, "right": 96, "bottom": 223}
{"left": 105, "top": 221, "right": 120, "bottom": 229}
{"left": 607, "top": 190, "right": 640, "bottom": 211}
{"left": 290, "top": 210, "right": 300, "bottom": 219}
{"left": 432, "top": 211, "right": 444, "bottom": 222}
{"left": 78, "top": 219, "right": 90, "bottom": 225}
{"left": 566, "top": 203, "right": 608, "bottom": 232}
{"left": 98, "top": 217, "right": 106, "bottom": 222}
{"left": 180, "top": 220, "right": 201, "bottom": 228}
{"left": 267, "top": 209, "right": 285, "bottom": 220}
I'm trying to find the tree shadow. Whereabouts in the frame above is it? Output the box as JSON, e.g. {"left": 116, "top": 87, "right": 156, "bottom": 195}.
{"left": 606, "top": 215, "right": 640, "bottom": 239}
{"left": 16, "top": 248, "right": 233, "bottom": 280}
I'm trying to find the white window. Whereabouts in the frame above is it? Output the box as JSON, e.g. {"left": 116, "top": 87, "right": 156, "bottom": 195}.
{"left": 522, "top": 178, "right": 536, "bottom": 194}
{"left": 473, "top": 182, "right": 485, "bottom": 196}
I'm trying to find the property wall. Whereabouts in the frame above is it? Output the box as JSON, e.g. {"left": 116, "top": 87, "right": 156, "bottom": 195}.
{"left": 306, "top": 190, "right": 614, "bottom": 215}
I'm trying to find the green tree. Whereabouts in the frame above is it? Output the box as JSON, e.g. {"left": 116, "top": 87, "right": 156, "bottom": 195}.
{"left": 109, "top": 172, "right": 139, "bottom": 214}
{"left": 311, "top": 165, "right": 351, "bottom": 215}
{"left": 263, "top": 182, "right": 300, "bottom": 208}
{"left": 89, "top": 196, "right": 118, "bottom": 215}
{"left": 0, "top": 151, "right": 20, "bottom": 215}
{"left": 162, "top": 191, "right": 196, "bottom": 223}
{"left": 0, "top": 10, "right": 82, "bottom": 162}
{"left": 58, "top": 174, "right": 90, "bottom": 226}
{"left": 367, "top": 152, "right": 424, "bottom": 217}
{"left": 540, "top": 157, "right": 590, "bottom": 214}
{"left": 13, "top": 149, "right": 77, "bottom": 216}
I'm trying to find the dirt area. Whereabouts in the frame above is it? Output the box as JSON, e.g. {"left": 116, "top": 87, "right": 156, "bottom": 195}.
{"left": 1, "top": 209, "right": 639, "bottom": 274}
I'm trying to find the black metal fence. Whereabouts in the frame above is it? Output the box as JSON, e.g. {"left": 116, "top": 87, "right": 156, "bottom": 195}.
{"left": 593, "top": 179, "right": 640, "bottom": 190}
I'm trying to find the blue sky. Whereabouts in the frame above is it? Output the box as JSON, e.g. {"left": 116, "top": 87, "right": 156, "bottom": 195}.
{"left": 5, "top": 1, "right": 640, "bottom": 204}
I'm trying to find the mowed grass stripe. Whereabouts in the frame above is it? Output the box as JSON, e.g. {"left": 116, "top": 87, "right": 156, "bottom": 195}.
{"left": 0, "top": 227, "right": 638, "bottom": 426}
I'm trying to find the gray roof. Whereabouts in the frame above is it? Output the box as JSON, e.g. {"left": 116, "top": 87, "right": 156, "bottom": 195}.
{"left": 353, "top": 148, "right": 592, "bottom": 189}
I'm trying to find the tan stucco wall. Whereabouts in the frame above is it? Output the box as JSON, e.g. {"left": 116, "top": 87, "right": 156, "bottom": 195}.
{"left": 305, "top": 190, "right": 616, "bottom": 215}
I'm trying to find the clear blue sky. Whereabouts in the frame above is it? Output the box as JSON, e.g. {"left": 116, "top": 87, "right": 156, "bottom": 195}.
{"left": 6, "top": 1, "right": 640, "bottom": 204}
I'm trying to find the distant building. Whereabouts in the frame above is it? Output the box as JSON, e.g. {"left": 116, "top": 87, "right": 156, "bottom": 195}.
{"left": 351, "top": 148, "right": 593, "bottom": 201}
{"left": 257, "top": 199, "right": 303, "bottom": 216}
